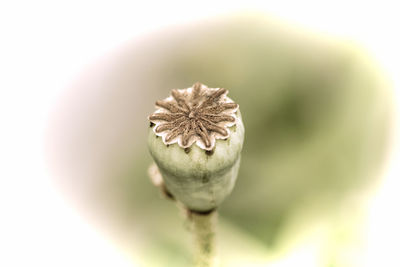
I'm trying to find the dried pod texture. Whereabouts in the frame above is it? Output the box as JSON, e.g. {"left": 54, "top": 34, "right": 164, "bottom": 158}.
{"left": 149, "top": 82, "right": 239, "bottom": 151}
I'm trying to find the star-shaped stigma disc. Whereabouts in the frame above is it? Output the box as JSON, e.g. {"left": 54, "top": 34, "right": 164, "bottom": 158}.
{"left": 148, "top": 82, "right": 239, "bottom": 151}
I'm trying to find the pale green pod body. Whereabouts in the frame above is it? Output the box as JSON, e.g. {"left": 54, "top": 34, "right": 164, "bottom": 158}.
{"left": 148, "top": 112, "right": 244, "bottom": 212}
{"left": 147, "top": 83, "right": 245, "bottom": 212}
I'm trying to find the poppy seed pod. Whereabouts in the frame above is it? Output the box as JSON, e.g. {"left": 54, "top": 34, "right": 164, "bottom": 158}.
{"left": 147, "top": 82, "right": 244, "bottom": 212}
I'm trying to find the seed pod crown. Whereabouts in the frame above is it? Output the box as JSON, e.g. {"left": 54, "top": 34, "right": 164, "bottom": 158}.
{"left": 148, "top": 82, "right": 239, "bottom": 151}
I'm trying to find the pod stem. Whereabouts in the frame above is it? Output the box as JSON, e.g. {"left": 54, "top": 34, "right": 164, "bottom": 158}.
{"left": 189, "top": 210, "right": 218, "bottom": 267}
{"left": 148, "top": 163, "right": 219, "bottom": 266}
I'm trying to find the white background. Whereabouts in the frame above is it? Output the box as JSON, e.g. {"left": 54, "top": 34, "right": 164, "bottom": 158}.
{"left": 1, "top": 1, "right": 399, "bottom": 266}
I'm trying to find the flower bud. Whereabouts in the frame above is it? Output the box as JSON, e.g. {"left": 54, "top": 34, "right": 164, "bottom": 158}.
{"left": 147, "top": 82, "right": 244, "bottom": 212}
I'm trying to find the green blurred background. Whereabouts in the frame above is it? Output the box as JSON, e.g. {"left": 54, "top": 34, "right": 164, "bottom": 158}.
{"left": 49, "top": 14, "right": 393, "bottom": 267}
